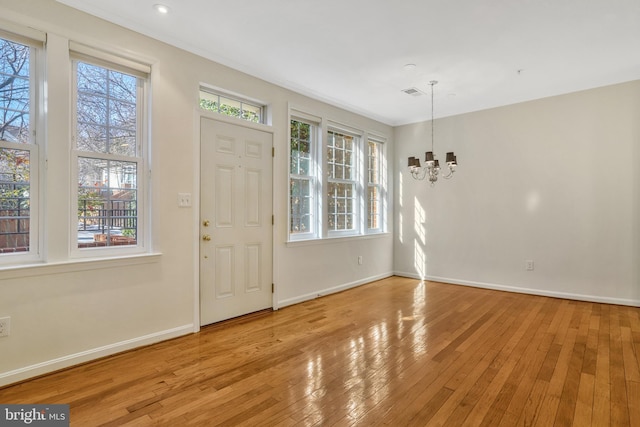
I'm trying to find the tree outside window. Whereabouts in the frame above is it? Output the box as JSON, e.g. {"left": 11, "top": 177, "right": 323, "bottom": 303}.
{"left": 0, "top": 37, "right": 33, "bottom": 253}
{"left": 75, "top": 60, "right": 141, "bottom": 248}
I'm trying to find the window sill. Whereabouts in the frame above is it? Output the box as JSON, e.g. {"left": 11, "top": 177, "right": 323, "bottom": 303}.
{"left": 286, "top": 232, "right": 391, "bottom": 248}
{"left": 0, "top": 252, "right": 162, "bottom": 280}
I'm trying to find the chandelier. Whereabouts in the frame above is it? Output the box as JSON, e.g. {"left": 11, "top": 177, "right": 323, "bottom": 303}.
{"left": 407, "top": 81, "right": 457, "bottom": 186}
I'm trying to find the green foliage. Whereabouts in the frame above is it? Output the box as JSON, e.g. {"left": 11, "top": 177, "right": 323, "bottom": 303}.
{"left": 77, "top": 185, "right": 103, "bottom": 218}
{"left": 199, "top": 98, "right": 260, "bottom": 123}
{"left": 122, "top": 228, "right": 135, "bottom": 237}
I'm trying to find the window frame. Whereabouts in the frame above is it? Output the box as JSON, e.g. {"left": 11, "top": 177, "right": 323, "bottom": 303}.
{"left": 288, "top": 113, "right": 320, "bottom": 241}
{"left": 326, "top": 127, "right": 361, "bottom": 238}
{"left": 0, "top": 30, "right": 44, "bottom": 265}
{"left": 366, "top": 136, "right": 386, "bottom": 233}
{"left": 287, "top": 108, "right": 388, "bottom": 243}
{"left": 199, "top": 86, "right": 265, "bottom": 124}
{"left": 70, "top": 53, "right": 149, "bottom": 258}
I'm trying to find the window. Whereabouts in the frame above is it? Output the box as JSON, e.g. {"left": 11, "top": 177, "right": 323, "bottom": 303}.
{"left": 289, "top": 118, "right": 316, "bottom": 238}
{"left": 0, "top": 34, "right": 39, "bottom": 260}
{"left": 288, "top": 109, "right": 387, "bottom": 241}
{"left": 73, "top": 58, "right": 146, "bottom": 252}
{"left": 327, "top": 130, "right": 357, "bottom": 234}
{"left": 367, "top": 138, "right": 383, "bottom": 231}
{"left": 199, "top": 88, "right": 264, "bottom": 123}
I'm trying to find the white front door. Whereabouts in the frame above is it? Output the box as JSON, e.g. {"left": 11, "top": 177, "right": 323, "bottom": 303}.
{"left": 200, "top": 117, "right": 273, "bottom": 326}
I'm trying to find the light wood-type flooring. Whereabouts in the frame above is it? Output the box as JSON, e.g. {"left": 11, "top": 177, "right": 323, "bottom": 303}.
{"left": 1, "top": 277, "right": 639, "bottom": 426}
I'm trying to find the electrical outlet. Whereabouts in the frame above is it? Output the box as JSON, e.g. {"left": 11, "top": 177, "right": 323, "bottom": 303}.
{"left": 0, "top": 316, "right": 10, "bottom": 337}
{"left": 178, "top": 192, "right": 192, "bottom": 208}
{"left": 525, "top": 260, "right": 534, "bottom": 271}
{"left": 358, "top": 255, "right": 363, "bottom": 265}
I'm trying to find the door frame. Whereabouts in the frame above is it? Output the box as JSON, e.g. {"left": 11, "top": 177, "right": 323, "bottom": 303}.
{"left": 192, "top": 110, "right": 278, "bottom": 332}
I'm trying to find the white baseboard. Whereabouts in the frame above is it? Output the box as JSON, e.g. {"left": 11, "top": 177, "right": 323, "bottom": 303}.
{"left": 0, "top": 324, "right": 193, "bottom": 387}
{"left": 277, "top": 272, "right": 393, "bottom": 308}
{"left": 393, "top": 271, "right": 640, "bottom": 307}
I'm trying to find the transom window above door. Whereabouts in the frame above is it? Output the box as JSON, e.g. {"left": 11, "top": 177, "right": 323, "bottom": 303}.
{"left": 199, "top": 86, "right": 265, "bottom": 124}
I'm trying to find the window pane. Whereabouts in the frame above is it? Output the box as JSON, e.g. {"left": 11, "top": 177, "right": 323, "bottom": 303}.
{"left": 0, "top": 38, "right": 31, "bottom": 144}
{"left": 0, "top": 148, "right": 30, "bottom": 252}
{"left": 241, "top": 103, "right": 261, "bottom": 123}
{"left": 77, "top": 122, "right": 107, "bottom": 153}
{"left": 368, "top": 141, "right": 379, "bottom": 184}
{"left": 199, "top": 91, "right": 219, "bottom": 112}
{"left": 368, "top": 186, "right": 378, "bottom": 229}
{"left": 327, "top": 182, "right": 355, "bottom": 231}
{"left": 77, "top": 157, "right": 137, "bottom": 248}
{"left": 290, "top": 120, "right": 312, "bottom": 176}
{"left": 110, "top": 99, "right": 136, "bottom": 128}
{"left": 109, "top": 127, "right": 136, "bottom": 157}
{"left": 77, "top": 62, "right": 107, "bottom": 96}
{"left": 327, "top": 131, "right": 355, "bottom": 180}
{"left": 218, "top": 96, "right": 241, "bottom": 119}
{"left": 109, "top": 72, "right": 137, "bottom": 102}
{"left": 76, "top": 62, "right": 138, "bottom": 156}
{"left": 290, "top": 177, "right": 312, "bottom": 234}
{"left": 367, "top": 140, "right": 382, "bottom": 231}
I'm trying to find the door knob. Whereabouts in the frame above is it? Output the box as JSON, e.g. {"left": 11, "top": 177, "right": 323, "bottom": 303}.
{"left": 202, "top": 234, "right": 211, "bottom": 241}
{"left": 203, "top": 220, "right": 210, "bottom": 227}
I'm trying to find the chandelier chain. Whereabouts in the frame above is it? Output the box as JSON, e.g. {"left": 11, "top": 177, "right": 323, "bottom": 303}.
{"left": 430, "top": 81, "right": 435, "bottom": 153}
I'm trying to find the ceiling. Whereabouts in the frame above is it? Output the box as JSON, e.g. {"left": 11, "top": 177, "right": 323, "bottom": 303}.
{"left": 56, "top": 0, "right": 640, "bottom": 126}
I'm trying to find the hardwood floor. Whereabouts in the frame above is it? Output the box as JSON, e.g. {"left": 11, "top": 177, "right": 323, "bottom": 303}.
{"left": 1, "top": 277, "right": 639, "bottom": 426}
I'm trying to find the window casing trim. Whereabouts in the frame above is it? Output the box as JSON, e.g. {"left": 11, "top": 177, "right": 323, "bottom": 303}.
{"left": 69, "top": 55, "right": 150, "bottom": 258}
{"left": 0, "top": 252, "right": 161, "bottom": 280}
{"left": 69, "top": 41, "right": 151, "bottom": 76}
{"left": 286, "top": 231, "right": 391, "bottom": 247}
{"left": 0, "top": 18, "right": 46, "bottom": 44}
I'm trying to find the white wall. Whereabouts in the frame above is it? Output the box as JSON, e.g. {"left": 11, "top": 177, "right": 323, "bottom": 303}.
{"left": 0, "top": 0, "right": 393, "bottom": 386}
{"left": 395, "top": 80, "right": 640, "bottom": 306}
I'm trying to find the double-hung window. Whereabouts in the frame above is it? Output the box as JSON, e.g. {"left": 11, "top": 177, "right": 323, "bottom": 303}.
{"left": 288, "top": 109, "right": 387, "bottom": 241}
{"left": 327, "top": 129, "right": 358, "bottom": 235}
{"left": 72, "top": 52, "right": 148, "bottom": 253}
{"left": 289, "top": 117, "right": 317, "bottom": 239}
{"left": 367, "top": 137, "right": 384, "bottom": 231}
{"left": 0, "top": 31, "right": 42, "bottom": 262}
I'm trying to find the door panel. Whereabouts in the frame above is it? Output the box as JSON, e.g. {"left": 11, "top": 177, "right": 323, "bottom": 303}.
{"left": 215, "top": 166, "right": 234, "bottom": 227}
{"left": 245, "top": 168, "right": 262, "bottom": 226}
{"left": 214, "top": 245, "right": 234, "bottom": 298}
{"left": 200, "top": 117, "right": 272, "bottom": 325}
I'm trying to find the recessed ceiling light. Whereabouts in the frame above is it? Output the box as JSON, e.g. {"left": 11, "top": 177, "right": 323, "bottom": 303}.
{"left": 403, "top": 63, "right": 417, "bottom": 71}
{"left": 154, "top": 4, "right": 169, "bottom": 14}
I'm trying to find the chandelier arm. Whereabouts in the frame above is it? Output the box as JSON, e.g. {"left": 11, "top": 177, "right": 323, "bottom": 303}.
{"left": 411, "top": 167, "right": 427, "bottom": 180}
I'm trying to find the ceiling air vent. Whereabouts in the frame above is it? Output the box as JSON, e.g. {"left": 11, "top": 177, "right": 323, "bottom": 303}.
{"left": 402, "top": 87, "right": 424, "bottom": 97}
